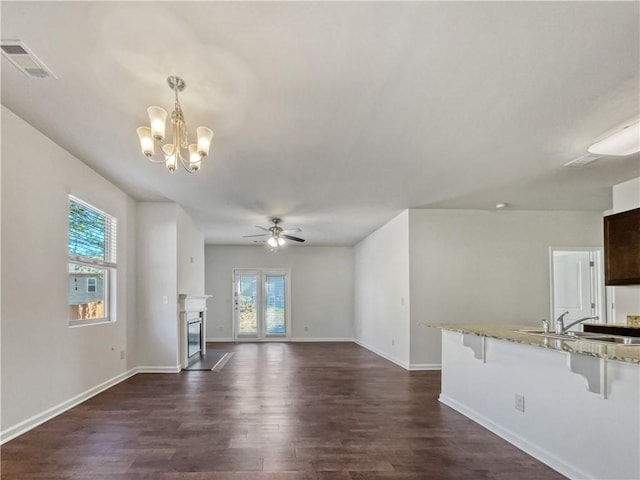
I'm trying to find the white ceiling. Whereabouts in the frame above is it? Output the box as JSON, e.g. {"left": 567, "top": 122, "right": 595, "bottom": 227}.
{"left": 2, "top": 1, "right": 639, "bottom": 245}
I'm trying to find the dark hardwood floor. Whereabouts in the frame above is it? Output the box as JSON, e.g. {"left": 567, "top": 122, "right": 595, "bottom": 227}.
{"left": 1, "top": 342, "right": 566, "bottom": 479}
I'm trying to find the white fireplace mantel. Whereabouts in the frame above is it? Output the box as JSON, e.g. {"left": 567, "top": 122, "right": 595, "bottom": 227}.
{"left": 179, "top": 294, "right": 211, "bottom": 313}
{"left": 178, "top": 294, "right": 212, "bottom": 368}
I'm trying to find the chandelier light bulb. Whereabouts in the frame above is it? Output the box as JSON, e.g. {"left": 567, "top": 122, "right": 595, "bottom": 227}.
{"left": 147, "top": 106, "right": 167, "bottom": 140}
{"left": 197, "top": 127, "right": 214, "bottom": 156}
{"left": 136, "top": 127, "right": 154, "bottom": 157}
{"left": 188, "top": 144, "right": 201, "bottom": 171}
{"left": 277, "top": 237, "right": 286, "bottom": 246}
{"left": 162, "top": 144, "right": 176, "bottom": 172}
{"left": 165, "top": 154, "right": 177, "bottom": 173}
{"left": 267, "top": 236, "right": 278, "bottom": 247}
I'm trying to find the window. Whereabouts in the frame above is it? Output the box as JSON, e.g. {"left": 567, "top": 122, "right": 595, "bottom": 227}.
{"left": 68, "top": 196, "right": 117, "bottom": 326}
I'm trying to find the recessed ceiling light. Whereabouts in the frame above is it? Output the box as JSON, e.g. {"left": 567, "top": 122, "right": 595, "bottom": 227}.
{"left": 587, "top": 120, "right": 640, "bottom": 156}
{"left": 495, "top": 203, "right": 508, "bottom": 209}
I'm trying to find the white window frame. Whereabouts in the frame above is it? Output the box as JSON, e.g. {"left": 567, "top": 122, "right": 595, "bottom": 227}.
{"left": 68, "top": 195, "right": 117, "bottom": 327}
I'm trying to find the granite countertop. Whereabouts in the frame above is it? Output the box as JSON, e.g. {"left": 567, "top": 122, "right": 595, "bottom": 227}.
{"left": 426, "top": 323, "right": 640, "bottom": 365}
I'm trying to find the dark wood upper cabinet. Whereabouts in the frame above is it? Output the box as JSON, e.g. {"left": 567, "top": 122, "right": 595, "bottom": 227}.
{"left": 604, "top": 207, "right": 640, "bottom": 285}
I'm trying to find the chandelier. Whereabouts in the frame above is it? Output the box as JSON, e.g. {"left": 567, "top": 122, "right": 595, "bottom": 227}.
{"left": 136, "top": 76, "right": 213, "bottom": 173}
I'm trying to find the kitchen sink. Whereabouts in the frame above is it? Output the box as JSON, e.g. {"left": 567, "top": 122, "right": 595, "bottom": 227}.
{"left": 519, "top": 330, "right": 593, "bottom": 340}
{"left": 518, "top": 329, "right": 640, "bottom": 345}
{"left": 580, "top": 335, "right": 640, "bottom": 345}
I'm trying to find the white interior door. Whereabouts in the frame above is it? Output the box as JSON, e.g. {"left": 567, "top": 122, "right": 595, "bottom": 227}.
{"left": 233, "top": 269, "right": 289, "bottom": 340}
{"left": 551, "top": 248, "right": 603, "bottom": 330}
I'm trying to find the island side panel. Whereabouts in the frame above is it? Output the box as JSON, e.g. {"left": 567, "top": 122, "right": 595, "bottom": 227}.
{"left": 439, "top": 330, "right": 639, "bottom": 480}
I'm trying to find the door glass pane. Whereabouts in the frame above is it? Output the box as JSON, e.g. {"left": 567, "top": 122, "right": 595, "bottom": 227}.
{"left": 238, "top": 274, "right": 258, "bottom": 335}
{"left": 265, "top": 275, "right": 286, "bottom": 334}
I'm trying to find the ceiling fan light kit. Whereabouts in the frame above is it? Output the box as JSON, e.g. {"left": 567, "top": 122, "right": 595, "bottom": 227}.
{"left": 243, "top": 218, "right": 305, "bottom": 250}
{"left": 137, "top": 76, "right": 213, "bottom": 173}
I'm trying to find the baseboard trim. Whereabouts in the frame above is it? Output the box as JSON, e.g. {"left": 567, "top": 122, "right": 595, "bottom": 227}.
{"left": 0, "top": 368, "right": 138, "bottom": 445}
{"left": 290, "top": 337, "right": 354, "bottom": 342}
{"left": 353, "top": 339, "right": 410, "bottom": 370}
{"left": 408, "top": 363, "right": 441, "bottom": 371}
{"left": 137, "top": 366, "right": 181, "bottom": 373}
{"left": 438, "top": 394, "right": 588, "bottom": 480}
{"left": 207, "top": 337, "right": 355, "bottom": 343}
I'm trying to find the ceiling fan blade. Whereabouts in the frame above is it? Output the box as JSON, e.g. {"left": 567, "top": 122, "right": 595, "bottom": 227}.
{"left": 282, "top": 234, "right": 305, "bottom": 242}
{"left": 243, "top": 234, "right": 268, "bottom": 238}
{"left": 255, "top": 225, "right": 270, "bottom": 231}
{"left": 282, "top": 228, "right": 302, "bottom": 233}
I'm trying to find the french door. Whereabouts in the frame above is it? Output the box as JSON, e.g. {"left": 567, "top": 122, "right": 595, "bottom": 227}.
{"left": 233, "top": 269, "right": 290, "bottom": 340}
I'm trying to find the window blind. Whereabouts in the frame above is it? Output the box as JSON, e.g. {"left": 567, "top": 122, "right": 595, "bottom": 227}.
{"left": 68, "top": 195, "right": 117, "bottom": 268}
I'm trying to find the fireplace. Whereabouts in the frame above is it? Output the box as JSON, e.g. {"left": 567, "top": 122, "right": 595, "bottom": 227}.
{"left": 178, "top": 294, "right": 212, "bottom": 369}
{"left": 187, "top": 315, "right": 203, "bottom": 358}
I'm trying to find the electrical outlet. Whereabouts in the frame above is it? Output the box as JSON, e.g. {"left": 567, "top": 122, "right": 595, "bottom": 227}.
{"left": 120, "top": 350, "right": 125, "bottom": 360}
{"left": 391, "top": 339, "right": 395, "bottom": 346}
{"left": 304, "top": 326, "right": 309, "bottom": 332}
{"left": 218, "top": 326, "right": 223, "bottom": 332}
{"left": 514, "top": 394, "right": 525, "bottom": 412}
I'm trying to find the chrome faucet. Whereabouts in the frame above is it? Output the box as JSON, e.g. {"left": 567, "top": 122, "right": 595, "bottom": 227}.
{"left": 556, "top": 314, "right": 599, "bottom": 334}
{"left": 541, "top": 319, "right": 550, "bottom": 333}
{"left": 554, "top": 311, "right": 569, "bottom": 334}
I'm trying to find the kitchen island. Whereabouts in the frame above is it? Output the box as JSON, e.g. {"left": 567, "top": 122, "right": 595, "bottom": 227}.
{"left": 429, "top": 324, "right": 639, "bottom": 480}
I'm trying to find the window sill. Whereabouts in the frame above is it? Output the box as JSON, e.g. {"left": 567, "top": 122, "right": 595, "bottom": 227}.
{"left": 68, "top": 317, "right": 113, "bottom": 328}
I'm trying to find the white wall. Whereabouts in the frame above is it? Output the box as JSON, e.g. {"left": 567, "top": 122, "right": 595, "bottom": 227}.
{"left": 352, "top": 209, "right": 602, "bottom": 369}
{"left": 1, "top": 106, "right": 137, "bottom": 439}
{"left": 136, "top": 203, "right": 205, "bottom": 370}
{"left": 177, "top": 206, "right": 205, "bottom": 295}
{"left": 136, "top": 203, "right": 179, "bottom": 370}
{"left": 205, "top": 246, "right": 354, "bottom": 340}
{"left": 611, "top": 177, "right": 640, "bottom": 324}
{"left": 613, "top": 177, "right": 640, "bottom": 213}
{"left": 353, "top": 211, "right": 411, "bottom": 368}
{"left": 408, "top": 209, "right": 603, "bottom": 366}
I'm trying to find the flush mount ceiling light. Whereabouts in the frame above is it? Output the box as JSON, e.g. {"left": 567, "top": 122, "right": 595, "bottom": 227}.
{"left": 137, "top": 76, "right": 213, "bottom": 173}
{"left": 587, "top": 120, "right": 640, "bottom": 156}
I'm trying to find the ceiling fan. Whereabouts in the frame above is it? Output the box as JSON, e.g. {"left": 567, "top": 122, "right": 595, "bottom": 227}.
{"left": 243, "top": 218, "right": 305, "bottom": 247}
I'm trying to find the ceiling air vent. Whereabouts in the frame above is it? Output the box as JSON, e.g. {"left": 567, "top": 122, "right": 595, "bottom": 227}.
{"left": 563, "top": 153, "right": 600, "bottom": 167}
{"left": 1, "top": 40, "right": 55, "bottom": 79}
